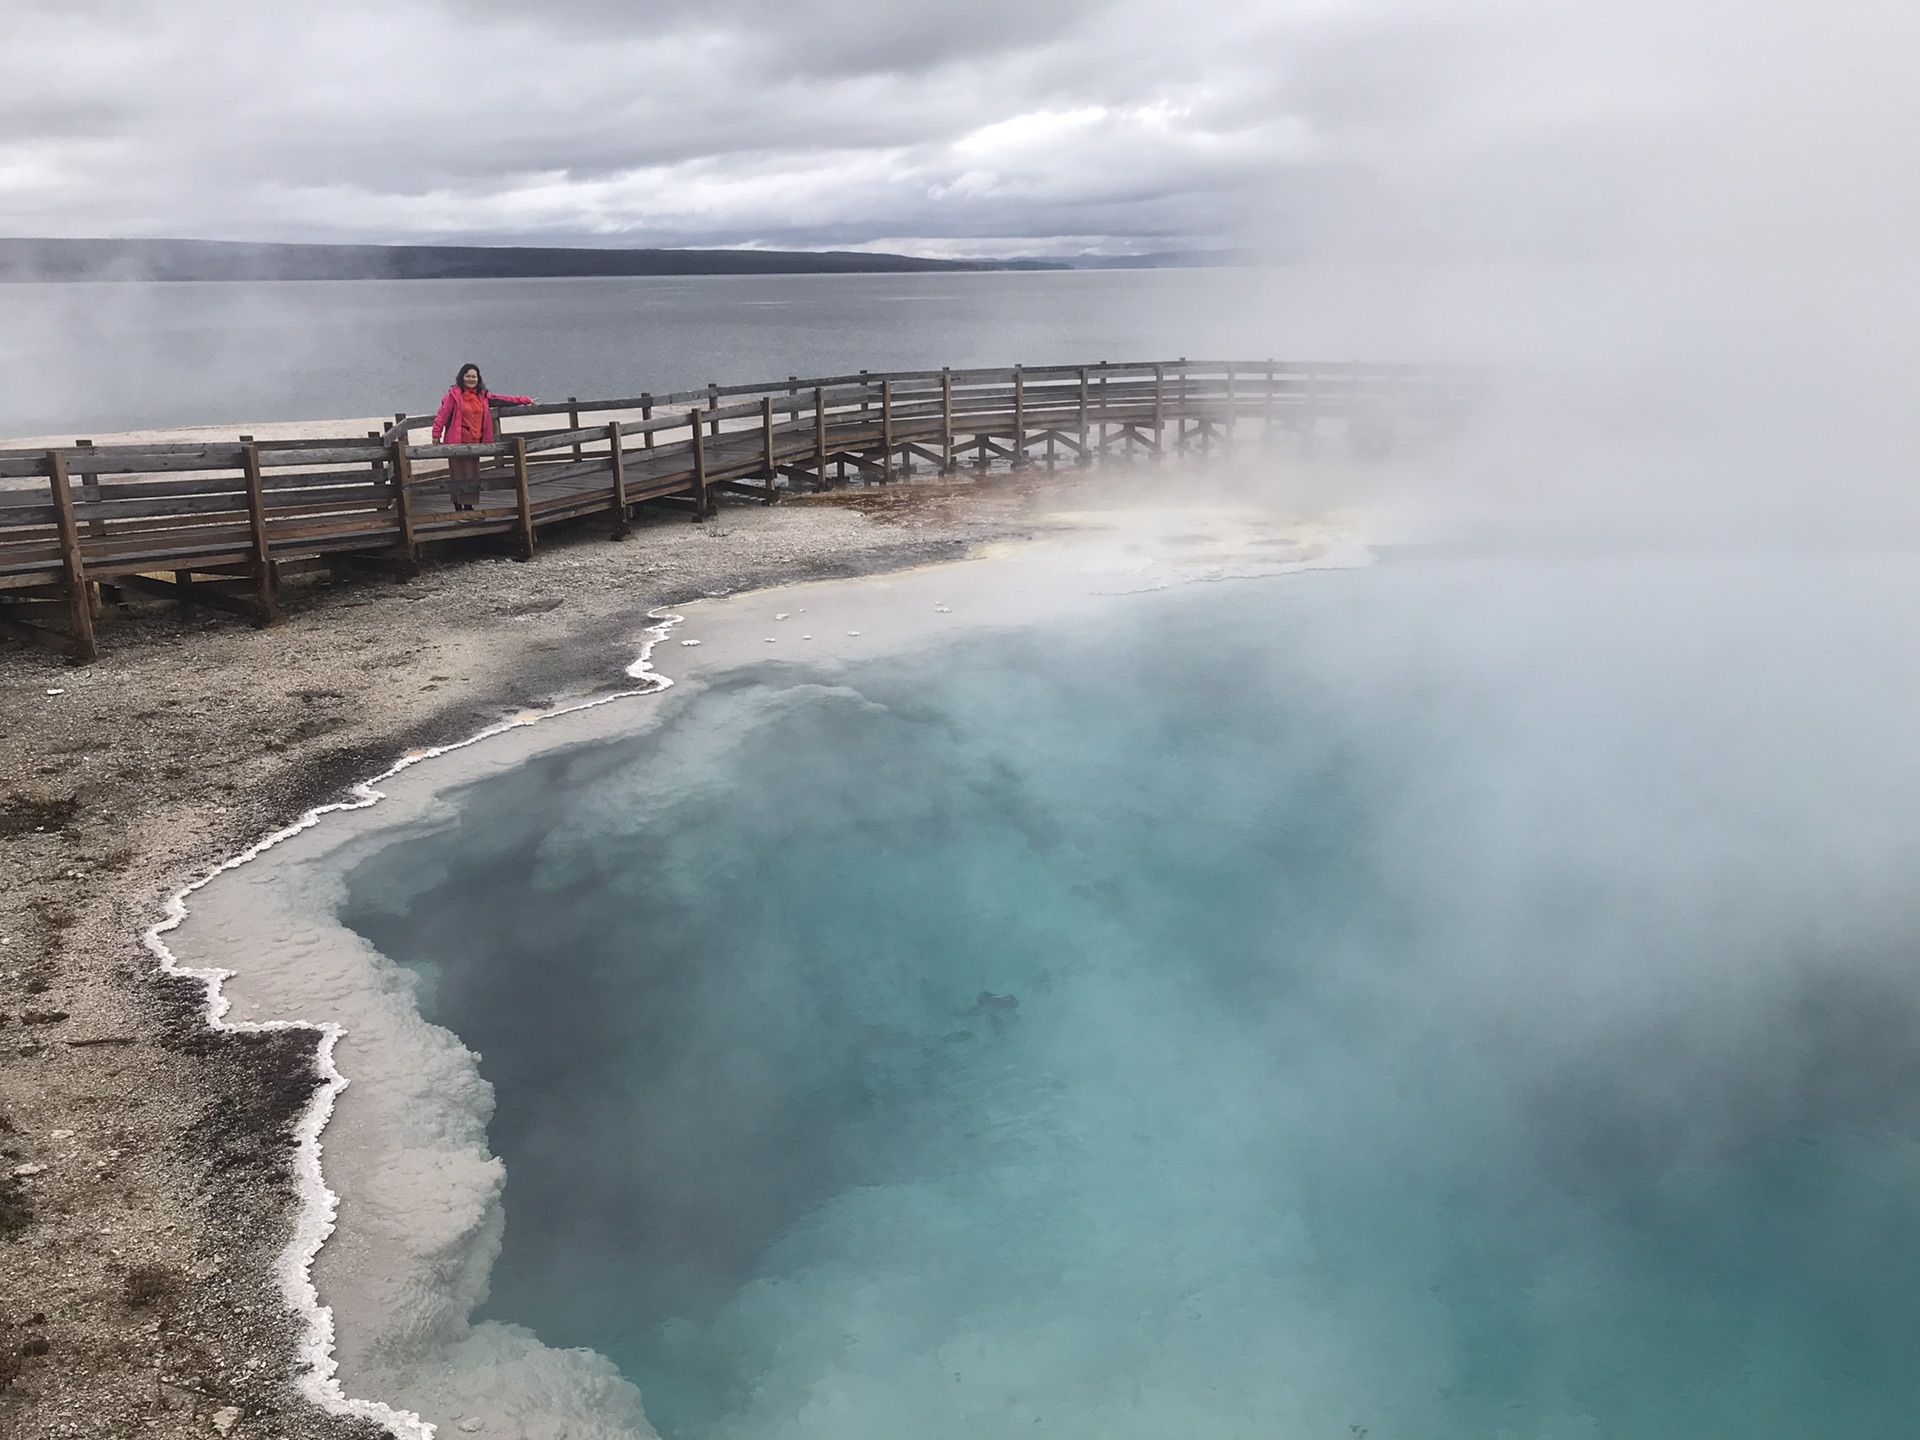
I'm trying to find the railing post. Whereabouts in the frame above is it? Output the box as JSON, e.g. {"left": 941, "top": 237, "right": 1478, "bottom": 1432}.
{"left": 1012, "top": 365, "right": 1026, "bottom": 468}
{"left": 239, "top": 442, "right": 282, "bottom": 625}
{"left": 1152, "top": 363, "right": 1165, "bottom": 458}
{"left": 707, "top": 384, "right": 720, "bottom": 438}
{"left": 1098, "top": 362, "right": 1109, "bottom": 458}
{"left": 761, "top": 395, "right": 777, "bottom": 504}
{"left": 813, "top": 387, "right": 829, "bottom": 490}
{"left": 388, "top": 437, "right": 419, "bottom": 561}
{"left": 642, "top": 394, "right": 655, "bottom": 451}
{"left": 569, "top": 397, "right": 582, "bottom": 462}
{"left": 690, "top": 408, "right": 710, "bottom": 519}
{"left": 45, "top": 450, "right": 96, "bottom": 662}
{"left": 881, "top": 378, "right": 894, "bottom": 483}
{"left": 941, "top": 368, "right": 955, "bottom": 473}
{"left": 1077, "top": 368, "right": 1090, "bottom": 467}
{"left": 1177, "top": 358, "right": 1190, "bottom": 456}
{"left": 74, "top": 437, "right": 105, "bottom": 540}
{"left": 510, "top": 436, "right": 535, "bottom": 558}
{"left": 1224, "top": 365, "right": 1236, "bottom": 452}
{"left": 607, "top": 421, "right": 630, "bottom": 538}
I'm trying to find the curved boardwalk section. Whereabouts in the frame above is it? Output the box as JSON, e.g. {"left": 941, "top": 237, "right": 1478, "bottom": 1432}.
{"left": 0, "top": 359, "right": 1473, "bottom": 660}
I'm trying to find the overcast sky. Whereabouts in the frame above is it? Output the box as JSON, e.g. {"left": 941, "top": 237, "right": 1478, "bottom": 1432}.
{"left": 2, "top": 0, "right": 1914, "bottom": 258}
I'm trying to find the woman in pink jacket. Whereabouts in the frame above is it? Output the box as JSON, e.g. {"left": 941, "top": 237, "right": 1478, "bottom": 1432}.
{"left": 431, "top": 363, "right": 537, "bottom": 510}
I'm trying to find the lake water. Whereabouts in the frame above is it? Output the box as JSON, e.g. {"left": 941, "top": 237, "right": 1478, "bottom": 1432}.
{"left": 0, "top": 269, "right": 1280, "bottom": 438}
{"left": 342, "top": 550, "right": 1920, "bottom": 1440}
{"left": 13, "top": 261, "right": 1905, "bottom": 440}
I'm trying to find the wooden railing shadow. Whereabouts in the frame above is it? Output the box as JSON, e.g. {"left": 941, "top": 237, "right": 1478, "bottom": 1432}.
{"left": 0, "top": 359, "right": 1477, "bottom": 661}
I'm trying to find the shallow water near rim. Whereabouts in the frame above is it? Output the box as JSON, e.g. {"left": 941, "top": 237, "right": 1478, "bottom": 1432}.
{"left": 344, "top": 550, "right": 1920, "bottom": 1439}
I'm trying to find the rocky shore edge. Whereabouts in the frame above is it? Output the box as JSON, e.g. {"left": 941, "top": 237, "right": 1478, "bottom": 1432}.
{"left": 0, "top": 476, "right": 1045, "bottom": 1439}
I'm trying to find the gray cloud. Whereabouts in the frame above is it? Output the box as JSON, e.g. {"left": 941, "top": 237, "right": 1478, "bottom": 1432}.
{"left": 0, "top": 0, "right": 1913, "bottom": 258}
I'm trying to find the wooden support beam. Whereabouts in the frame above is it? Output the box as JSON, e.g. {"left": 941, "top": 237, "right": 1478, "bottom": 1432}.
{"left": 117, "top": 571, "right": 259, "bottom": 620}
{"left": 761, "top": 396, "right": 777, "bottom": 505}
{"left": 640, "top": 494, "right": 702, "bottom": 514}
{"left": 641, "top": 395, "right": 655, "bottom": 450}
{"left": 322, "top": 550, "right": 419, "bottom": 579}
{"left": 0, "top": 609, "right": 84, "bottom": 660}
{"left": 1035, "top": 429, "right": 1089, "bottom": 457}
{"left": 941, "top": 369, "right": 955, "bottom": 473}
{"left": 239, "top": 442, "right": 283, "bottom": 625}
{"left": 690, "top": 409, "right": 711, "bottom": 519}
{"left": 607, "top": 421, "right": 631, "bottom": 538}
{"left": 839, "top": 451, "right": 890, "bottom": 481}
{"left": 707, "top": 385, "right": 720, "bottom": 438}
{"left": 510, "top": 436, "right": 535, "bottom": 559}
{"left": 814, "top": 387, "right": 829, "bottom": 490}
{"left": 45, "top": 450, "right": 97, "bottom": 662}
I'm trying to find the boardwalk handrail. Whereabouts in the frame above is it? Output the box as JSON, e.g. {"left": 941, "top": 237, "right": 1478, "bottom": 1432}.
{"left": 0, "top": 358, "right": 1477, "bottom": 661}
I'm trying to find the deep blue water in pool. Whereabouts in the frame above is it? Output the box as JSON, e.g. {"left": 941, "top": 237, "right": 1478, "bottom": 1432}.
{"left": 344, "top": 552, "right": 1920, "bottom": 1439}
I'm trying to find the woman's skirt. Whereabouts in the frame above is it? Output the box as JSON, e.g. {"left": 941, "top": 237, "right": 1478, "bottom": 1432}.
{"left": 448, "top": 456, "right": 482, "bottom": 508}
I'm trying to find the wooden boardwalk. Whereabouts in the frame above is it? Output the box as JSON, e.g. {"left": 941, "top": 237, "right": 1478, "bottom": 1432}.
{"left": 0, "top": 359, "right": 1474, "bottom": 661}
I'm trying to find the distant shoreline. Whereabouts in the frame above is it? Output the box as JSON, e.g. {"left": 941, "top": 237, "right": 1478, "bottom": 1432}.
{"left": 0, "top": 237, "right": 1247, "bottom": 284}
{"left": 0, "top": 237, "right": 1049, "bottom": 282}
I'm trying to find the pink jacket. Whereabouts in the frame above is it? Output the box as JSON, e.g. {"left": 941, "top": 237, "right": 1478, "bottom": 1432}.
{"left": 431, "top": 386, "right": 535, "bottom": 445}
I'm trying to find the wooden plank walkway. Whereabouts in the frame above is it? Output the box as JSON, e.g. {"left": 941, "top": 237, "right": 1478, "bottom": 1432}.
{"left": 0, "top": 359, "right": 1476, "bottom": 661}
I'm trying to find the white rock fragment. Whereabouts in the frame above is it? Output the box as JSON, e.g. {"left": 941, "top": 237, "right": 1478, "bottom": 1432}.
{"left": 211, "top": 1405, "right": 241, "bottom": 1435}
{"left": 680, "top": 639, "right": 701, "bottom": 646}
{"left": 775, "top": 613, "right": 789, "bottom": 620}
{"left": 45, "top": 688, "right": 65, "bottom": 696}
{"left": 847, "top": 631, "right": 861, "bottom": 637}
{"left": 11, "top": 1163, "right": 45, "bottom": 1177}
{"left": 457, "top": 1419, "right": 485, "bottom": 1434}
{"left": 49, "top": 1129, "right": 74, "bottom": 1141}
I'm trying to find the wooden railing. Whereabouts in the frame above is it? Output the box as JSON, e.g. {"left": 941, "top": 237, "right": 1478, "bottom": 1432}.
{"left": 0, "top": 359, "right": 1475, "bottom": 661}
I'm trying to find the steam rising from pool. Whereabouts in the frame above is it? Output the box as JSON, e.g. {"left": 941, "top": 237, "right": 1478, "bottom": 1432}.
{"left": 345, "top": 552, "right": 1920, "bottom": 1438}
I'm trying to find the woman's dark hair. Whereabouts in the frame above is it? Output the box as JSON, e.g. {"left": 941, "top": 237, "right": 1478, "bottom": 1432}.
{"left": 453, "top": 362, "right": 486, "bottom": 393}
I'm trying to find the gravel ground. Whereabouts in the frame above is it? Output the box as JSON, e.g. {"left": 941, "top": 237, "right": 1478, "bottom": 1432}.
{"left": 0, "top": 475, "right": 1055, "bottom": 1438}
